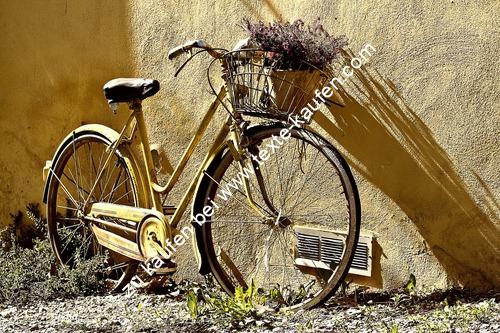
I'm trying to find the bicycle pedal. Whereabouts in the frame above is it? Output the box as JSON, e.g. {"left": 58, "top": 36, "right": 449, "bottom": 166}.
{"left": 153, "top": 266, "right": 177, "bottom": 275}
{"left": 153, "top": 259, "right": 177, "bottom": 275}
{"left": 143, "top": 257, "right": 177, "bottom": 276}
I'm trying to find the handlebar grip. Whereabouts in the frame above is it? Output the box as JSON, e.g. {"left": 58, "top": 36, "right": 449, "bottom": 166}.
{"left": 168, "top": 45, "right": 187, "bottom": 60}
{"left": 168, "top": 40, "right": 206, "bottom": 60}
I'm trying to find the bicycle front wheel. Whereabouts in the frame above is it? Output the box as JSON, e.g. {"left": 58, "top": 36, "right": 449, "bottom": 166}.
{"left": 198, "top": 125, "right": 360, "bottom": 310}
{"left": 46, "top": 129, "right": 141, "bottom": 292}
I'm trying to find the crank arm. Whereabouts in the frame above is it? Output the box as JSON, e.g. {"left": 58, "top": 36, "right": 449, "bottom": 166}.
{"left": 149, "top": 240, "right": 173, "bottom": 261}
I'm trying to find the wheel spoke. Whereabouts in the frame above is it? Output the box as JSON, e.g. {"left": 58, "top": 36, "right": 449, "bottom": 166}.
{"left": 201, "top": 127, "right": 359, "bottom": 310}
{"left": 50, "top": 169, "right": 80, "bottom": 208}
{"left": 47, "top": 135, "right": 139, "bottom": 292}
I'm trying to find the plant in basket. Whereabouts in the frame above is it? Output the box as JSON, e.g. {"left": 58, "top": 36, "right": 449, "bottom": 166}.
{"left": 242, "top": 17, "right": 347, "bottom": 69}
{"left": 241, "top": 18, "right": 347, "bottom": 117}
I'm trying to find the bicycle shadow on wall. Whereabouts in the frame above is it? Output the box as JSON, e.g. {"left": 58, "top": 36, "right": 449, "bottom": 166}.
{"left": 316, "top": 52, "right": 500, "bottom": 289}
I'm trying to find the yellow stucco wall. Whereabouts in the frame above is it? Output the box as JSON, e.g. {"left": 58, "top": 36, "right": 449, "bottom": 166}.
{"left": 1, "top": 0, "right": 498, "bottom": 291}
{"left": 0, "top": 0, "right": 133, "bottom": 227}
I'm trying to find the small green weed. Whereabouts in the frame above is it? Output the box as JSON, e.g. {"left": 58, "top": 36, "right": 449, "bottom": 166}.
{"left": 185, "top": 279, "right": 277, "bottom": 329}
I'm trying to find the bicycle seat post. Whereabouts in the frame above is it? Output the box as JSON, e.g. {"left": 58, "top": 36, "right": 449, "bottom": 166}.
{"left": 128, "top": 98, "right": 142, "bottom": 114}
{"left": 126, "top": 97, "right": 163, "bottom": 210}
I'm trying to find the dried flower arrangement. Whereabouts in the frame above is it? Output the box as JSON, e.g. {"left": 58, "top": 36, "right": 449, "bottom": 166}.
{"left": 241, "top": 17, "right": 347, "bottom": 69}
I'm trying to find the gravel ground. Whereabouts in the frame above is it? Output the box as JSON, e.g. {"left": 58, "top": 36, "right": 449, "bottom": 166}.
{"left": 0, "top": 291, "right": 498, "bottom": 333}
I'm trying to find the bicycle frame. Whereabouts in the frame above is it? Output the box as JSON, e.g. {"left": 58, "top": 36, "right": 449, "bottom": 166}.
{"left": 83, "top": 85, "right": 263, "bottom": 237}
{"left": 42, "top": 39, "right": 363, "bottom": 309}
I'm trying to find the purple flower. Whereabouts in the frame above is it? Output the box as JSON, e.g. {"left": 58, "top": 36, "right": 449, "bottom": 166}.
{"left": 241, "top": 18, "right": 347, "bottom": 69}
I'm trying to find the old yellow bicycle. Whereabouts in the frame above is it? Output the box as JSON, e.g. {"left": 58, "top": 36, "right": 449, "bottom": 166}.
{"left": 42, "top": 39, "right": 361, "bottom": 310}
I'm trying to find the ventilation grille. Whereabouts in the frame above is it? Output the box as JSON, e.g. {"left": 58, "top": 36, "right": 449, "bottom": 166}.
{"left": 295, "top": 227, "right": 372, "bottom": 277}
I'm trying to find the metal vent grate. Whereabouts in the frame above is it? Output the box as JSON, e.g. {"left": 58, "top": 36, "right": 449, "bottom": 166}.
{"left": 294, "top": 227, "right": 373, "bottom": 277}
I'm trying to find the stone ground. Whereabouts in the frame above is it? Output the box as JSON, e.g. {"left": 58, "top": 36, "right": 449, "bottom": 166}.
{"left": 0, "top": 290, "right": 498, "bottom": 333}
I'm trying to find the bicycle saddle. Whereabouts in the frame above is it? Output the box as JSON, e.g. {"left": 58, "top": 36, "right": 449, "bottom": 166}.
{"left": 103, "top": 78, "right": 160, "bottom": 103}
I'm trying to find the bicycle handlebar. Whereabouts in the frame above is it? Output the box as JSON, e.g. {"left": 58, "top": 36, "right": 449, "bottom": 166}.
{"left": 167, "top": 39, "right": 223, "bottom": 60}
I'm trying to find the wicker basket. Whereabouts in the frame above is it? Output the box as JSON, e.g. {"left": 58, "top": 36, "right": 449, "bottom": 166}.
{"left": 223, "top": 50, "right": 325, "bottom": 124}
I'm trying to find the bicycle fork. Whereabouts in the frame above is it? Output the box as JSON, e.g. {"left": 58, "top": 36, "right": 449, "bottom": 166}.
{"left": 228, "top": 123, "right": 279, "bottom": 220}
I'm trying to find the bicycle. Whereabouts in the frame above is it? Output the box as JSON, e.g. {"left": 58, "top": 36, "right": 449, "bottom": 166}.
{"left": 42, "top": 39, "right": 361, "bottom": 310}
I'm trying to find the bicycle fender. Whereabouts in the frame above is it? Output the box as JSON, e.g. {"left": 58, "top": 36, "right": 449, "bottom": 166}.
{"left": 190, "top": 122, "right": 290, "bottom": 275}
{"left": 190, "top": 122, "right": 328, "bottom": 275}
{"left": 191, "top": 140, "right": 229, "bottom": 275}
{"left": 42, "top": 124, "right": 122, "bottom": 204}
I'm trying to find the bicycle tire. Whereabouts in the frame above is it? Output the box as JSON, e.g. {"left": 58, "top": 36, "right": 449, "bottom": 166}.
{"left": 46, "top": 129, "right": 141, "bottom": 292}
{"left": 195, "top": 124, "right": 361, "bottom": 310}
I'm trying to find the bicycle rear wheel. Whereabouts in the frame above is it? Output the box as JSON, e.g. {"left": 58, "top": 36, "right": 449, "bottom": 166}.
{"left": 46, "top": 130, "right": 141, "bottom": 292}
{"left": 197, "top": 125, "right": 360, "bottom": 310}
